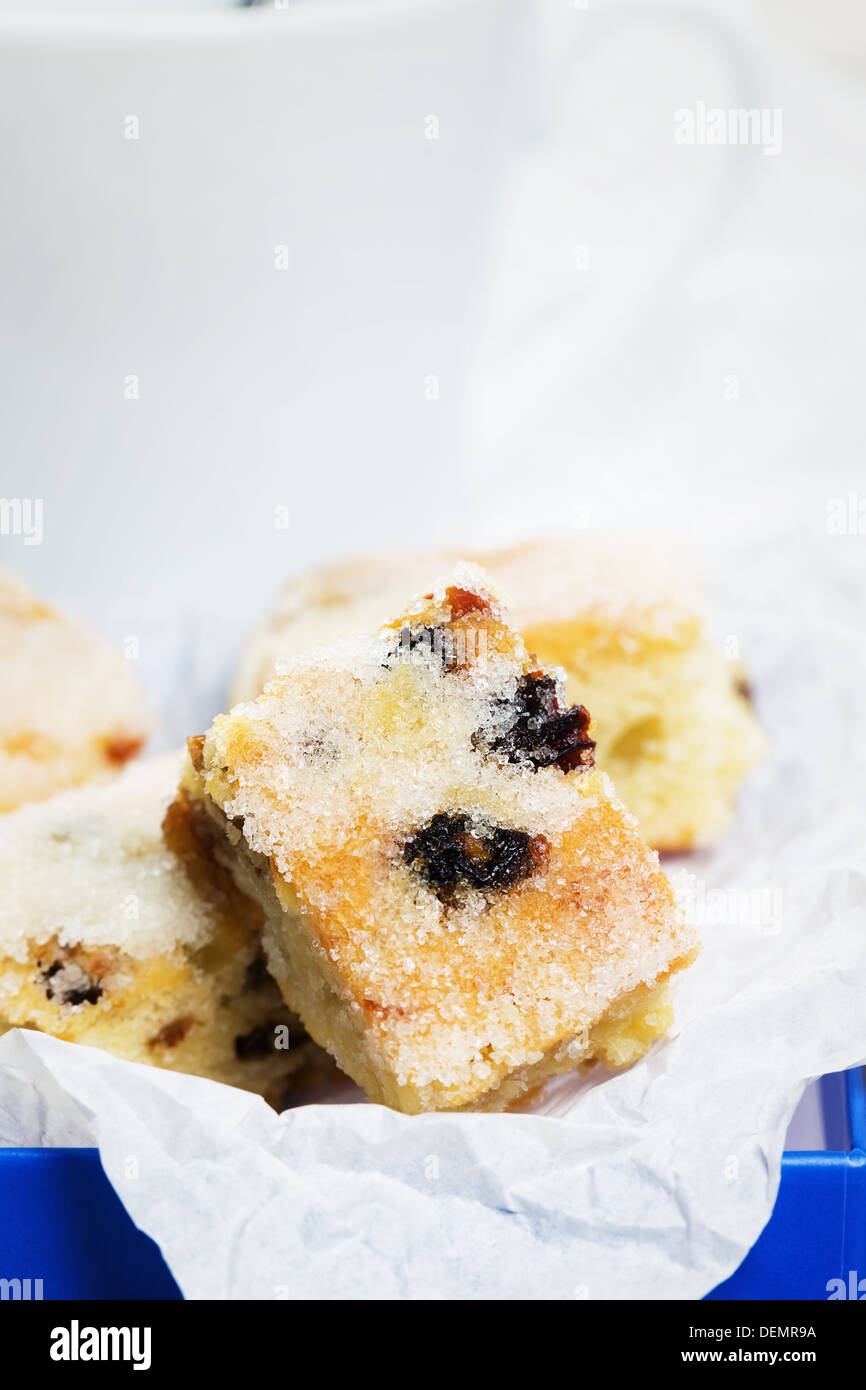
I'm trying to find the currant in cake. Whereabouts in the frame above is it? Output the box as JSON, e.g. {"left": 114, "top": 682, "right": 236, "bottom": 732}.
{"left": 231, "top": 539, "right": 762, "bottom": 850}
{"left": 0, "top": 753, "right": 336, "bottom": 1105}
{"left": 180, "top": 564, "right": 698, "bottom": 1113}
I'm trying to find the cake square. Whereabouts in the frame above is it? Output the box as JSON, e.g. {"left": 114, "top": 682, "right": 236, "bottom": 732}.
{"left": 181, "top": 563, "right": 698, "bottom": 1113}
{"left": 0, "top": 752, "right": 336, "bottom": 1106}
{"left": 0, "top": 568, "right": 153, "bottom": 812}
{"left": 231, "top": 537, "right": 763, "bottom": 850}
{"left": 487, "top": 537, "right": 764, "bottom": 852}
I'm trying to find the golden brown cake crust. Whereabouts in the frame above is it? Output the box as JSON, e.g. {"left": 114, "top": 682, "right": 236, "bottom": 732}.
{"left": 187, "top": 564, "right": 699, "bottom": 1113}
{"left": 229, "top": 539, "right": 763, "bottom": 852}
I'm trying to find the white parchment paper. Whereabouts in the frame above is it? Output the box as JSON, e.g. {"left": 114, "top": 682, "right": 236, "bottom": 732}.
{"left": 0, "top": 530, "right": 864, "bottom": 1300}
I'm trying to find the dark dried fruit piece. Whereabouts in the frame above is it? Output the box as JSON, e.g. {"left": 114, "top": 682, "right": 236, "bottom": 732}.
{"left": 64, "top": 981, "right": 103, "bottom": 1007}
{"left": 486, "top": 672, "right": 595, "bottom": 774}
{"left": 446, "top": 585, "right": 491, "bottom": 620}
{"left": 243, "top": 949, "right": 271, "bottom": 992}
{"left": 39, "top": 958, "right": 103, "bottom": 1007}
{"left": 149, "top": 1015, "right": 195, "bottom": 1049}
{"left": 383, "top": 589, "right": 491, "bottom": 674}
{"left": 103, "top": 735, "right": 144, "bottom": 766}
{"left": 234, "top": 1023, "right": 281, "bottom": 1061}
{"left": 384, "top": 623, "right": 459, "bottom": 671}
{"left": 187, "top": 733, "right": 206, "bottom": 772}
{"left": 404, "top": 813, "right": 547, "bottom": 902}
{"left": 265, "top": 1066, "right": 341, "bottom": 1112}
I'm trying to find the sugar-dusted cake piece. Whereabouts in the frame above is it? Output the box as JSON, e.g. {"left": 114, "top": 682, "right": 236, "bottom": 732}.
{"left": 0, "top": 568, "right": 154, "bottom": 812}
{"left": 0, "top": 753, "right": 336, "bottom": 1106}
{"left": 232, "top": 538, "right": 763, "bottom": 850}
{"left": 183, "top": 564, "right": 698, "bottom": 1113}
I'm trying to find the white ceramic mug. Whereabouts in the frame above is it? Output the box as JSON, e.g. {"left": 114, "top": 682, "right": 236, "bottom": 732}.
{"left": 0, "top": 0, "right": 537, "bottom": 618}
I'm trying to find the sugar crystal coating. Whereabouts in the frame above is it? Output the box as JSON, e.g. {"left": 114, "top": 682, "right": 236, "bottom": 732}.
{"left": 230, "top": 539, "right": 764, "bottom": 852}
{"left": 0, "top": 753, "right": 337, "bottom": 1104}
{"left": 186, "top": 563, "right": 699, "bottom": 1112}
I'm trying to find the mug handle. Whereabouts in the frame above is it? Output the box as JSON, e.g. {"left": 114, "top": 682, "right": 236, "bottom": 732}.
{"left": 511, "top": 0, "right": 760, "bottom": 342}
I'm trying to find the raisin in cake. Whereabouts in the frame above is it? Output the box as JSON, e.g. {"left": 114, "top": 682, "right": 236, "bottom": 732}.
{"left": 183, "top": 564, "right": 698, "bottom": 1113}
{"left": 0, "top": 568, "right": 153, "bottom": 812}
{"left": 0, "top": 752, "right": 336, "bottom": 1105}
{"left": 232, "top": 539, "right": 762, "bottom": 850}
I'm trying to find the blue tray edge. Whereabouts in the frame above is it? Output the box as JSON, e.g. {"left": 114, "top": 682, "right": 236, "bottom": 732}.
{"left": 1, "top": 1069, "right": 864, "bottom": 1301}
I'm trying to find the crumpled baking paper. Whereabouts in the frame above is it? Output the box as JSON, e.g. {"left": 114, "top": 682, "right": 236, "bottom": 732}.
{"left": 0, "top": 529, "right": 864, "bottom": 1299}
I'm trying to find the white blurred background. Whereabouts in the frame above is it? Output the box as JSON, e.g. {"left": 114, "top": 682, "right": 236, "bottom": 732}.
{"left": 1, "top": 0, "right": 864, "bottom": 1148}
{"left": 2, "top": 0, "right": 864, "bottom": 627}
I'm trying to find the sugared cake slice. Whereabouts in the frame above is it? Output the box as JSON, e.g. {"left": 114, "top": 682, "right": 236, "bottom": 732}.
{"left": 488, "top": 538, "right": 764, "bottom": 852}
{"left": 0, "top": 568, "right": 153, "bottom": 812}
{"left": 183, "top": 564, "right": 698, "bottom": 1113}
{"left": 0, "top": 752, "right": 336, "bottom": 1106}
{"left": 232, "top": 539, "right": 763, "bottom": 850}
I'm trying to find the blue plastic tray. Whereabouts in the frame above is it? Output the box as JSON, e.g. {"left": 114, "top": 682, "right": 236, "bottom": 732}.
{"left": 708, "top": 1068, "right": 866, "bottom": 1300}
{"left": 1, "top": 1069, "right": 863, "bottom": 1300}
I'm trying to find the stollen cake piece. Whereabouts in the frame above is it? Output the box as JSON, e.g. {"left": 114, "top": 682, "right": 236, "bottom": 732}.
{"left": 182, "top": 563, "right": 699, "bottom": 1114}
{"left": 0, "top": 568, "right": 153, "bottom": 812}
{"left": 231, "top": 538, "right": 763, "bottom": 851}
{"left": 0, "top": 752, "right": 335, "bottom": 1106}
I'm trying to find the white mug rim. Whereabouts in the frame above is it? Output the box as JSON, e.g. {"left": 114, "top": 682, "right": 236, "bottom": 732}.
{"left": 0, "top": 0, "right": 478, "bottom": 44}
